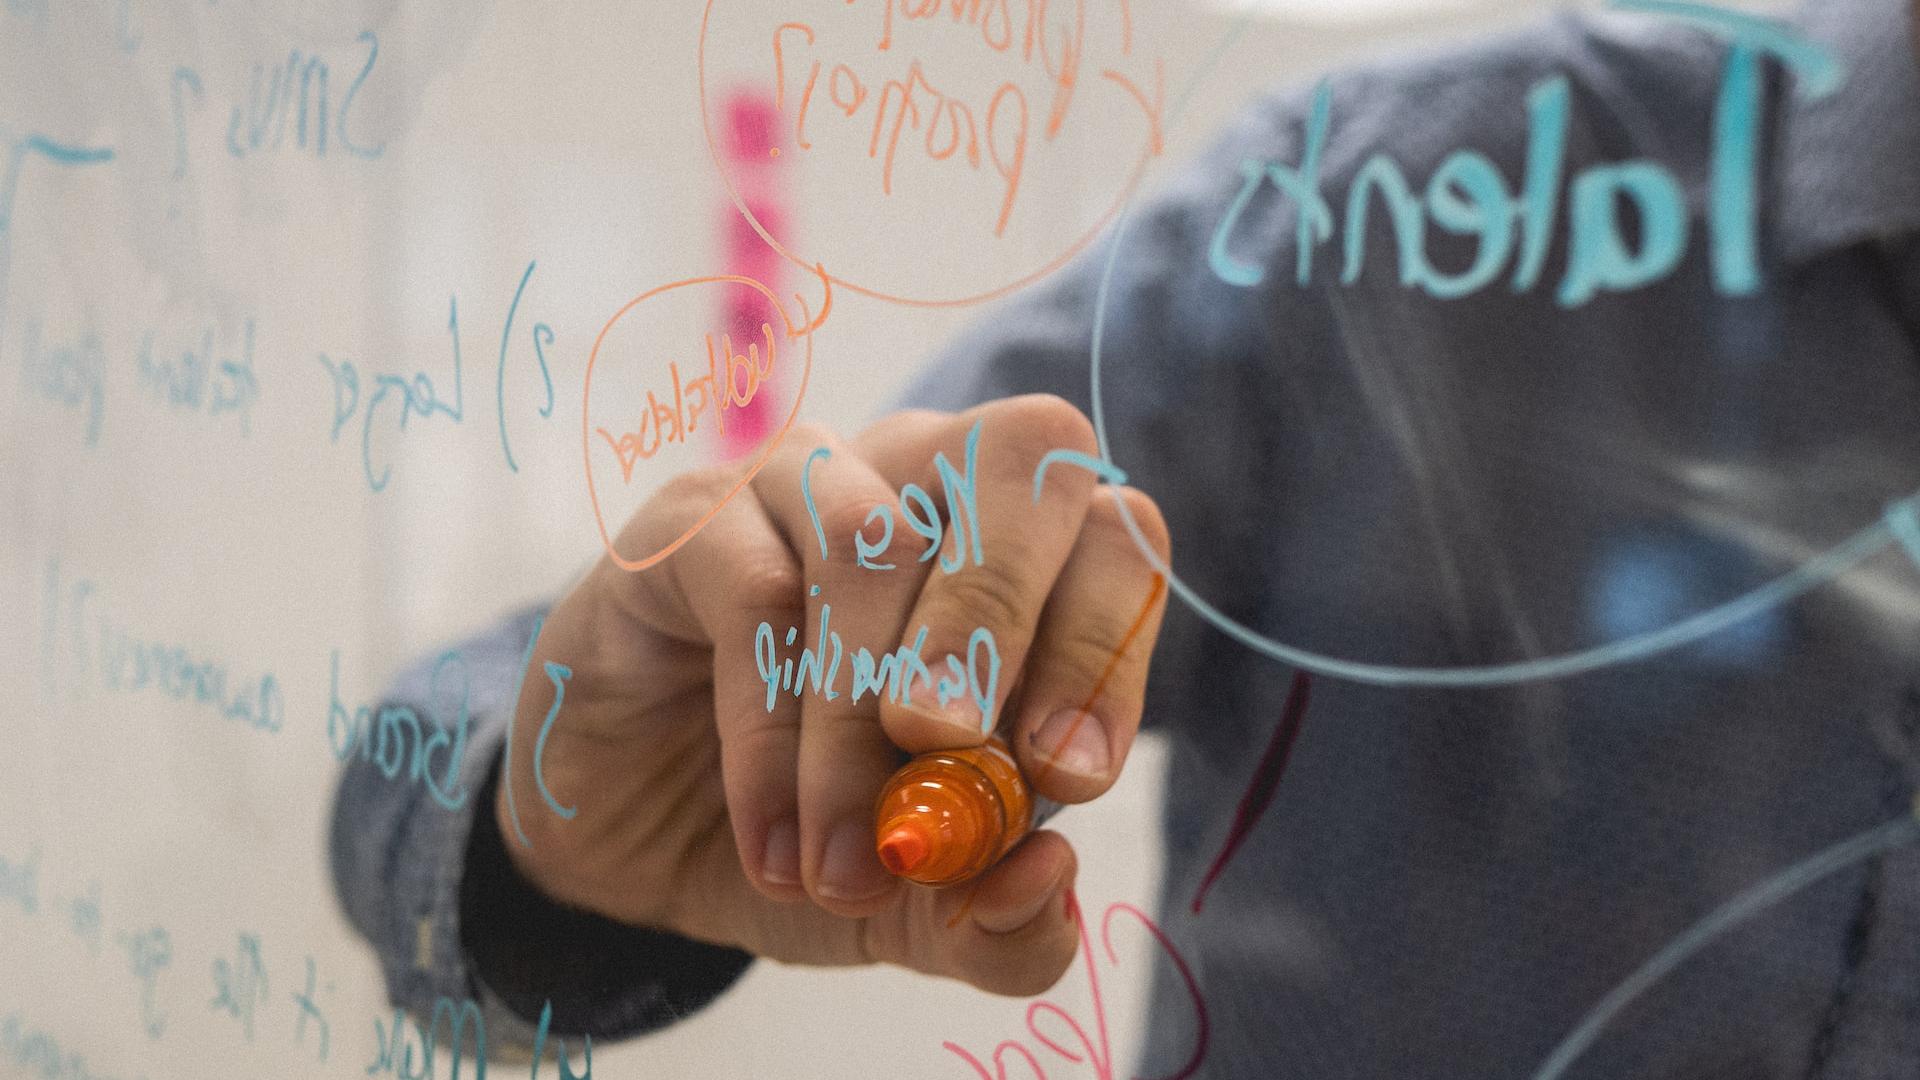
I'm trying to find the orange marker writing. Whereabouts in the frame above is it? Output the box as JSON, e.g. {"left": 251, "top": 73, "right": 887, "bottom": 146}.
{"left": 873, "top": 735, "right": 1051, "bottom": 887}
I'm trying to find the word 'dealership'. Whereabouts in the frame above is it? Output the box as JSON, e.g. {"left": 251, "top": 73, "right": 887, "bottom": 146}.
{"left": 594, "top": 322, "right": 777, "bottom": 479}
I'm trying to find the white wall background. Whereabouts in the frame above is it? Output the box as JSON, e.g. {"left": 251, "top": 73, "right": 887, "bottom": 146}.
{"left": 0, "top": 2, "right": 1605, "bottom": 1078}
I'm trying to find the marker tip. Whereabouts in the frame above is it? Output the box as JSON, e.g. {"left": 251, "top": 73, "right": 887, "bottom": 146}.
{"left": 878, "top": 825, "right": 929, "bottom": 875}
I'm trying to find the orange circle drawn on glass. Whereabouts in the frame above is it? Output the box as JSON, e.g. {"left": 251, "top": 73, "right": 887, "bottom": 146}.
{"left": 697, "top": 0, "right": 1159, "bottom": 309}
{"left": 582, "top": 273, "right": 816, "bottom": 572}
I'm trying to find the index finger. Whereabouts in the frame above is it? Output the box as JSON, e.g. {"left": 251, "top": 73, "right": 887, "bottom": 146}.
{"left": 869, "top": 395, "right": 1102, "bottom": 749}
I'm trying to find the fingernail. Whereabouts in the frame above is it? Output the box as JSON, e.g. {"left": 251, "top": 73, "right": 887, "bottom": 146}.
{"left": 946, "top": 698, "right": 987, "bottom": 736}
{"left": 1030, "top": 708, "right": 1111, "bottom": 782}
{"left": 819, "top": 819, "right": 891, "bottom": 902}
{"left": 905, "top": 698, "right": 984, "bottom": 742}
{"left": 762, "top": 819, "right": 799, "bottom": 887}
{"left": 975, "top": 875, "right": 1067, "bottom": 935}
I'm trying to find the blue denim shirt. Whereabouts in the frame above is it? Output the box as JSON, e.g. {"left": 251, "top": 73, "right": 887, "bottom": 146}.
{"left": 332, "top": 2, "right": 1920, "bottom": 1076}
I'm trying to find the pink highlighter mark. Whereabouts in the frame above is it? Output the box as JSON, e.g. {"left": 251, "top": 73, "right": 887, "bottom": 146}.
{"left": 1189, "top": 671, "right": 1311, "bottom": 915}
{"left": 719, "top": 88, "right": 788, "bottom": 460}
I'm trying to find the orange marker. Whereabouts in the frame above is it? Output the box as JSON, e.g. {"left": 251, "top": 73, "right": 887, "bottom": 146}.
{"left": 873, "top": 735, "right": 1041, "bottom": 887}
{"left": 877, "top": 576, "right": 1165, "bottom": 889}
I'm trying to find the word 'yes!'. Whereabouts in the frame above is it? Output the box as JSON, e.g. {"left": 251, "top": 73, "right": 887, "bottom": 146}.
{"left": 758, "top": 419, "right": 1000, "bottom": 731}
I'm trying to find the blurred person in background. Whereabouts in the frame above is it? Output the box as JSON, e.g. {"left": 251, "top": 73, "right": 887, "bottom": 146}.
{"left": 334, "top": 0, "right": 1920, "bottom": 1075}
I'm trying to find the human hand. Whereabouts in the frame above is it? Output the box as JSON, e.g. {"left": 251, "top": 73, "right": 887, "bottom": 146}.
{"left": 498, "top": 394, "right": 1169, "bottom": 995}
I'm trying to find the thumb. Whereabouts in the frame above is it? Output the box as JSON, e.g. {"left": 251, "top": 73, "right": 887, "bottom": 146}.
{"left": 926, "top": 831, "right": 1082, "bottom": 997}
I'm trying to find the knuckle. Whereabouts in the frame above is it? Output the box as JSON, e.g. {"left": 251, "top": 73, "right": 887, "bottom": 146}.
{"left": 991, "top": 394, "right": 1097, "bottom": 463}
{"left": 731, "top": 556, "right": 806, "bottom": 613}
{"left": 720, "top": 701, "right": 793, "bottom": 752}
{"left": 801, "top": 703, "right": 886, "bottom": 753}
{"left": 934, "top": 558, "right": 1037, "bottom": 639}
{"left": 972, "top": 940, "right": 1075, "bottom": 998}
{"left": 788, "top": 421, "right": 838, "bottom": 449}
{"left": 859, "top": 408, "right": 947, "bottom": 444}
{"left": 893, "top": 407, "right": 949, "bottom": 428}
{"left": 1087, "top": 485, "right": 1171, "bottom": 561}
{"left": 818, "top": 496, "right": 888, "bottom": 552}
{"left": 1046, "top": 620, "right": 1137, "bottom": 691}
{"left": 655, "top": 464, "right": 732, "bottom": 510}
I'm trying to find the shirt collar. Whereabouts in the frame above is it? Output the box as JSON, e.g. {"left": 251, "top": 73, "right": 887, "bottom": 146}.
{"left": 1776, "top": 0, "right": 1920, "bottom": 264}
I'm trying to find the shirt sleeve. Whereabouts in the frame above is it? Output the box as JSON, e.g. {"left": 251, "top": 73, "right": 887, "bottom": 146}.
{"left": 327, "top": 605, "right": 753, "bottom": 1051}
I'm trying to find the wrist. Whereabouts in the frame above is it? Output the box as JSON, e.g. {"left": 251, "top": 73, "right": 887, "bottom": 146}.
{"left": 463, "top": 755, "right": 756, "bottom": 1036}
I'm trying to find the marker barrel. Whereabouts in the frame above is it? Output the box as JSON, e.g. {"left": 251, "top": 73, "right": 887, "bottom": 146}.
{"left": 873, "top": 736, "right": 1044, "bottom": 887}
